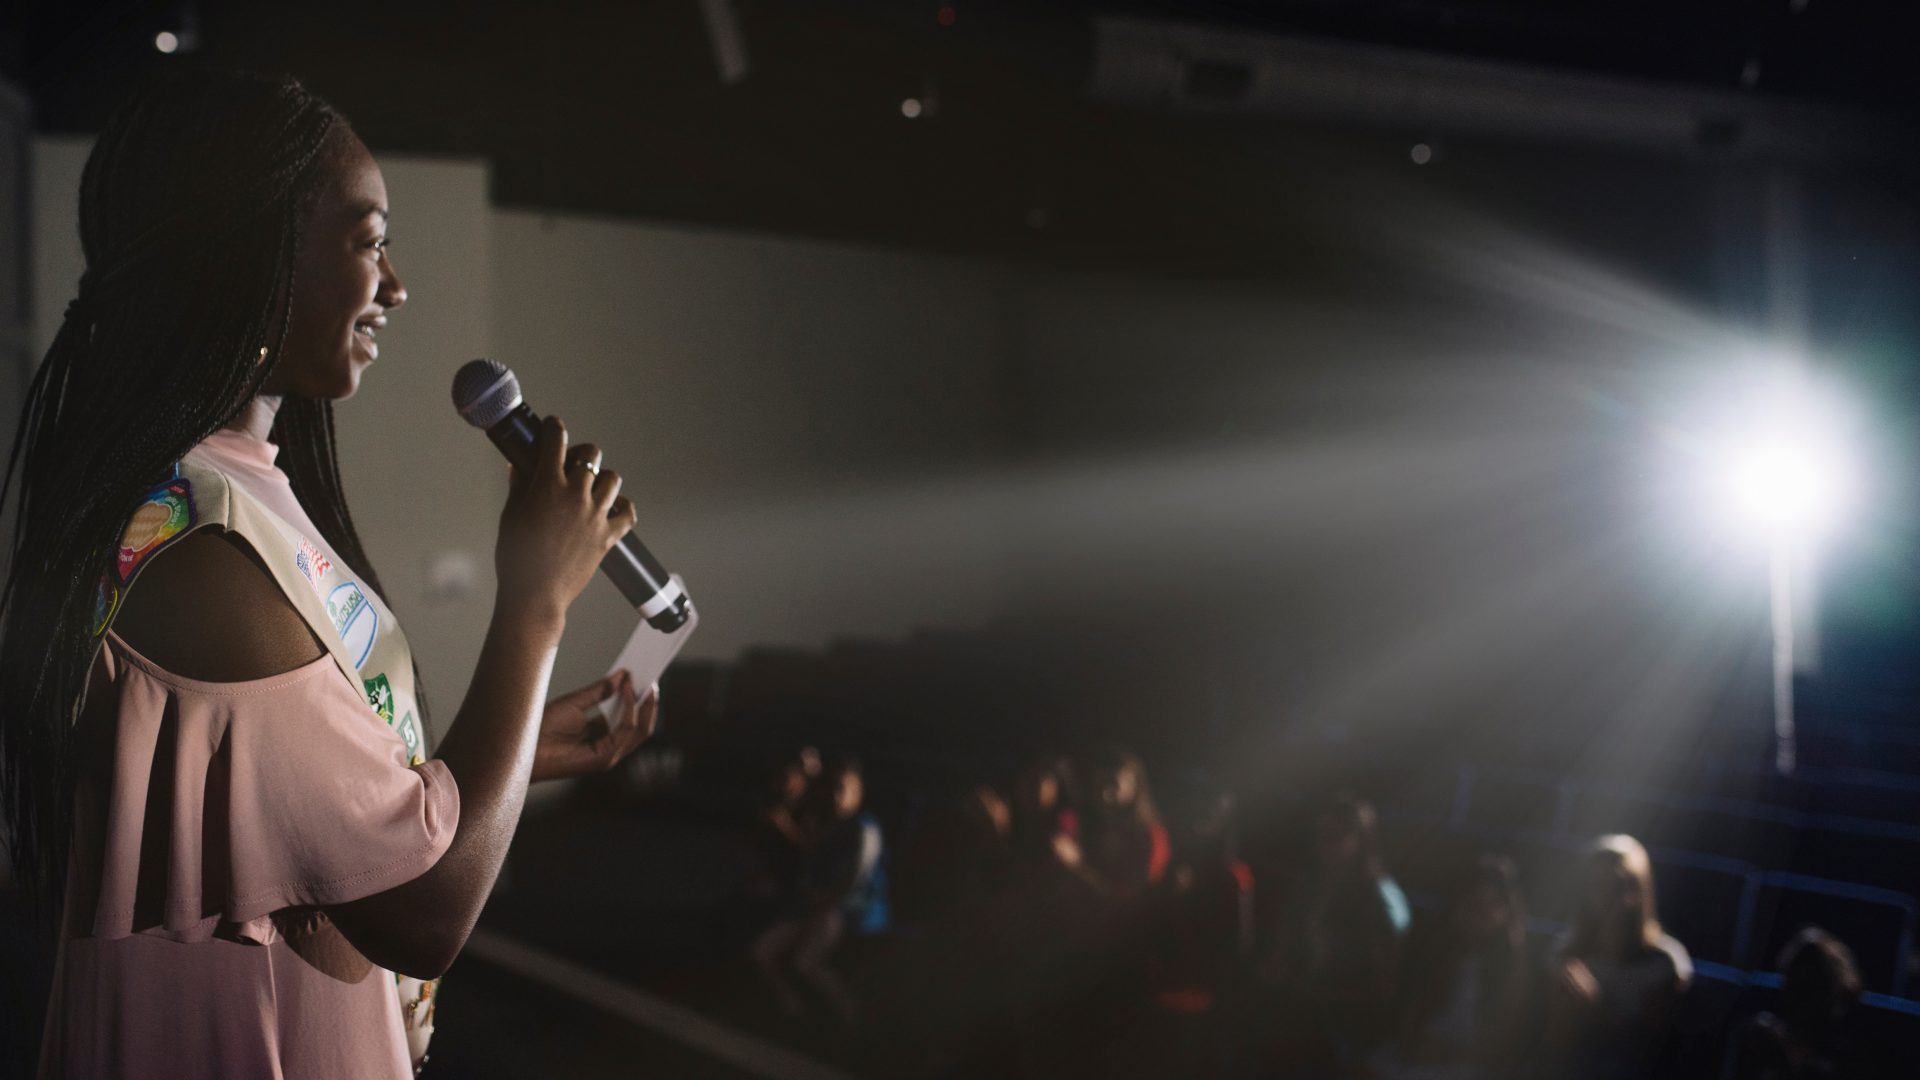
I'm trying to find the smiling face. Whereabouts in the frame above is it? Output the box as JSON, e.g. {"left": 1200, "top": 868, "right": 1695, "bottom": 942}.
{"left": 261, "top": 131, "right": 406, "bottom": 400}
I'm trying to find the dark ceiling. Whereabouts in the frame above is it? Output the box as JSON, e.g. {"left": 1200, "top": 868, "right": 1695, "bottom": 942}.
{"left": 5, "top": 1, "right": 1917, "bottom": 268}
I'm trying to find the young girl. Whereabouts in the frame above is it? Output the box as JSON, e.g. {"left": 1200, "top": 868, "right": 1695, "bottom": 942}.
{"left": 2, "top": 70, "right": 659, "bottom": 1077}
{"left": 1543, "top": 834, "right": 1692, "bottom": 1080}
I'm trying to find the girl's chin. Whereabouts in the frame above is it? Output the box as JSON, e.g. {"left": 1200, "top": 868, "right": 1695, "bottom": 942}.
{"left": 320, "top": 360, "right": 367, "bottom": 401}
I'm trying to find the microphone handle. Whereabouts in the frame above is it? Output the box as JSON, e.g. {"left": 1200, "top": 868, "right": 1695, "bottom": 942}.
{"left": 484, "top": 404, "right": 690, "bottom": 631}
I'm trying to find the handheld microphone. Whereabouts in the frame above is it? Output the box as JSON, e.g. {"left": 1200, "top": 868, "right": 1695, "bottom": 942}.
{"left": 452, "top": 358, "right": 692, "bottom": 633}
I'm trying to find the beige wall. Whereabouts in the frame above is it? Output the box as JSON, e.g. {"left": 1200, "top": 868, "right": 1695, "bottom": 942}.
{"left": 490, "top": 211, "right": 1014, "bottom": 688}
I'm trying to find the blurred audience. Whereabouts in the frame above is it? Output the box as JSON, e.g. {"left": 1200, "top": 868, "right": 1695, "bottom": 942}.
{"left": 1257, "top": 790, "right": 1412, "bottom": 1069}
{"left": 1728, "top": 927, "right": 1867, "bottom": 1080}
{"left": 1009, "top": 754, "right": 1080, "bottom": 882}
{"left": 719, "top": 741, "right": 1920, "bottom": 1080}
{"left": 822, "top": 759, "right": 891, "bottom": 937}
{"left": 1371, "top": 854, "right": 1531, "bottom": 1080}
{"left": 1542, "top": 833, "right": 1692, "bottom": 1080}
{"left": 1062, "top": 749, "right": 1171, "bottom": 899}
{"left": 1152, "top": 786, "right": 1255, "bottom": 1011}
{"left": 1127, "top": 782, "right": 1257, "bottom": 1078}
{"left": 750, "top": 747, "right": 863, "bottom": 1026}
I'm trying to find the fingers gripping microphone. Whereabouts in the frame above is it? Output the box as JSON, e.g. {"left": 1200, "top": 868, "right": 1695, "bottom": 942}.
{"left": 452, "top": 358, "right": 692, "bottom": 632}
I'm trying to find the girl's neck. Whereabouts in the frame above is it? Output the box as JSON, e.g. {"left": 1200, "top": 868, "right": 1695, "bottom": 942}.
{"left": 226, "top": 395, "right": 283, "bottom": 442}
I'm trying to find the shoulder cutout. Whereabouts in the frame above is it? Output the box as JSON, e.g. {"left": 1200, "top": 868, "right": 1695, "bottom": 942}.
{"left": 110, "top": 529, "right": 330, "bottom": 682}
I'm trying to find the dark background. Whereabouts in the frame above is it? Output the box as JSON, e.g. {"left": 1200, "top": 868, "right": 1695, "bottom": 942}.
{"left": 5, "top": 3, "right": 1920, "bottom": 1077}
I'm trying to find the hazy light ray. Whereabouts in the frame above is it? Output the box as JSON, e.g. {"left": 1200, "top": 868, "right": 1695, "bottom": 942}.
{"left": 1562, "top": 565, "right": 1768, "bottom": 788}
{"left": 1258, "top": 518, "right": 1647, "bottom": 734}
{"left": 667, "top": 424, "right": 1601, "bottom": 591}
{"left": 650, "top": 167, "right": 1816, "bottom": 782}
{"left": 1341, "top": 172, "right": 1739, "bottom": 353}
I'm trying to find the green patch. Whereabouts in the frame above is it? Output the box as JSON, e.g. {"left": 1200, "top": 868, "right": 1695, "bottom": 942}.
{"left": 365, "top": 673, "right": 395, "bottom": 725}
{"left": 397, "top": 710, "right": 421, "bottom": 756}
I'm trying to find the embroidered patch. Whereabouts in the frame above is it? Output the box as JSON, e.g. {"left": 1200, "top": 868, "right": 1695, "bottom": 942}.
{"left": 327, "top": 581, "right": 378, "bottom": 667}
{"left": 365, "top": 673, "right": 395, "bottom": 724}
{"left": 295, "top": 537, "right": 332, "bottom": 592}
{"left": 116, "top": 468, "right": 195, "bottom": 584}
{"left": 397, "top": 710, "right": 423, "bottom": 764}
{"left": 366, "top": 677, "right": 422, "bottom": 763}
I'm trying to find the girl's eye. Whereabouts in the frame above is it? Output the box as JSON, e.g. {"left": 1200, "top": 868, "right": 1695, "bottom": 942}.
{"left": 368, "top": 237, "right": 390, "bottom": 257}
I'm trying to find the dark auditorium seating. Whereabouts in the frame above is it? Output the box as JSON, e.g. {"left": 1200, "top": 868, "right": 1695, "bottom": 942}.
{"left": 1672, "top": 975, "right": 1759, "bottom": 1080}
{"left": 1647, "top": 853, "right": 1756, "bottom": 969}
{"left": 1851, "top": 999, "right": 1920, "bottom": 1073}
{"left": 1801, "top": 776, "right": 1920, "bottom": 824}
{"left": 1793, "top": 730, "right": 1920, "bottom": 775}
{"left": 1695, "top": 765, "right": 1920, "bottom": 825}
{"left": 1749, "top": 874, "right": 1918, "bottom": 998}
{"left": 1785, "top": 822, "right": 1920, "bottom": 897}
{"left": 1566, "top": 787, "right": 1798, "bottom": 868}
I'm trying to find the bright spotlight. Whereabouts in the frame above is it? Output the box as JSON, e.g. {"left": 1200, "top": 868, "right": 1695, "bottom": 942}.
{"left": 1720, "top": 434, "right": 1851, "bottom": 537}
{"left": 1688, "top": 367, "right": 1861, "bottom": 775}
{"left": 154, "top": 31, "right": 180, "bottom": 54}
{"left": 1698, "top": 372, "right": 1859, "bottom": 543}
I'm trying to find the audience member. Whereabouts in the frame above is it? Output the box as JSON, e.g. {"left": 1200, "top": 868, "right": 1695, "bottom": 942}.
{"left": 1009, "top": 753, "right": 1081, "bottom": 879}
{"left": 1728, "top": 927, "right": 1867, "bottom": 1080}
{"left": 1125, "top": 783, "right": 1256, "bottom": 1079}
{"left": 1151, "top": 785, "right": 1255, "bottom": 1011}
{"left": 1542, "top": 834, "right": 1691, "bottom": 1080}
{"left": 1257, "top": 789, "right": 1411, "bottom": 1068}
{"left": 769, "top": 755, "right": 873, "bottom": 1026}
{"left": 820, "top": 759, "right": 890, "bottom": 936}
{"left": 749, "top": 747, "right": 836, "bottom": 1021}
{"left": 1372, "top": 853, "right": 1531, "bottom": 1080}
{"left": 1064, "top": 748, "right": 1171, "bottom": 898}
{"left": 745, "top": 748, "right": 814, "bottom": 913}
{"left": 873, "top": 775, "right": 1026, "bottom": 1077}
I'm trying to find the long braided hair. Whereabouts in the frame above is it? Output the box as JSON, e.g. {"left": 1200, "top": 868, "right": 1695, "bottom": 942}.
{"left": 0, "top": 70, "right": 404, "bottom": 910}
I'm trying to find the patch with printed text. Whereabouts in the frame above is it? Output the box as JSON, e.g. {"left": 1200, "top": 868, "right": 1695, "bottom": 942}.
{"left": 327, "top": 581, "right": 378, "bottom": 667}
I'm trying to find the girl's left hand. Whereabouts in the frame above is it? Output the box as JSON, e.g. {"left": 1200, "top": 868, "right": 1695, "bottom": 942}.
{"left": 530, "top": 670, "right": 659, "bottom": 782}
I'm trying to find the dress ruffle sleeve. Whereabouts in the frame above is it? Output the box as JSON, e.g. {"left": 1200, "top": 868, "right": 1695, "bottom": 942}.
{"left": 71, "top": 631, "right": 459, "bottom": 946}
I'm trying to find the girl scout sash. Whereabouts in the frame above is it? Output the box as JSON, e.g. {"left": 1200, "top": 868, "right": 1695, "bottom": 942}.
{"left": 91, "top": 453, "right": 441, "bottom": 1066}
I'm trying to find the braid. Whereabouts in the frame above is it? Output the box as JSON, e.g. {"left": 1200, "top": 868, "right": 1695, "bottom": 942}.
{"left": 0, "top": 70, "right": 407, "bottom": 916}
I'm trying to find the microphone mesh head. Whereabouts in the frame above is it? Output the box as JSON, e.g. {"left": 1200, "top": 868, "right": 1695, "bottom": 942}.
{"left": 451, "top": 358, "right": 522, "bottom": 428}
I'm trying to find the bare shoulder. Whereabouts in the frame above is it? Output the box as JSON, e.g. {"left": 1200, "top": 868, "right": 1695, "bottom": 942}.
{"left": 109, "top": 529, "right": 328, "bottom": 681}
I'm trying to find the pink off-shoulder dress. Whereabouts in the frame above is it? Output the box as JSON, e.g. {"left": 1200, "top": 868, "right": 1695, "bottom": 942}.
{"left": 38, "top": 431, "right": 459, "bottom": 1079}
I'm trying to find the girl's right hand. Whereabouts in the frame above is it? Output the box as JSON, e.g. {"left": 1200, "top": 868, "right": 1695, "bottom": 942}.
{"left": 494, "top": 415, "right": 637, "bottom": 623}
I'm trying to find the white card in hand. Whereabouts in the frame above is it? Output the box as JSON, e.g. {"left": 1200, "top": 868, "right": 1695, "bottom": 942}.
{"left": 596, "top": 577, "right": 699, "bottom": 730}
